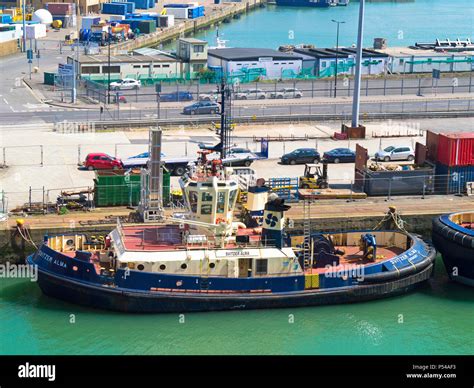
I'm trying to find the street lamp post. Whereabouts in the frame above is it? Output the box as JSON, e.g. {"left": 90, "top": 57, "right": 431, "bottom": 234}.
{"left": 351, "top": 0, "right": 365, "bottom": 128}
{"left": 107, "top": 26, "right": 111, "bottom": 104}
{"left": 332, "top": 19, "right": 345, "bottom": 98}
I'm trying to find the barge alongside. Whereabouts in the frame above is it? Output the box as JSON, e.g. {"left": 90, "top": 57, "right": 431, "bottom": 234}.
{"left": 432, "top": 211, "right": 474, "bottom": 286}
{"left": 28, "top": 158, "right": 436, "bottom": 313}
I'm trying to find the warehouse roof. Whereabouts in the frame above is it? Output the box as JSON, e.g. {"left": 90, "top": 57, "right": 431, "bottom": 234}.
{"left": 294, "top": 47, "right": 389, "bottom": 59}
{"left": 208, "top": 48, "right": 302, "bottom": 61}
{"left": 69, "top": 53, "right": 179, "bottom": 64}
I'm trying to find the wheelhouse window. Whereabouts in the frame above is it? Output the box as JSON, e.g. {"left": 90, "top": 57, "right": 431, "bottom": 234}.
{"left": 201, "top": 204, "right": 212, "bottom": 215}
{"left": 193, "top": 45, "right": 205, "bottom": 53}
{"left": 188, "top": 191, "right": 198, "bottom": 213}
{"left": 229, "top": 189, "right": 238, "bottom": 210}
{"left": 216, "top": 192, "right": 225, "bottom": 214}
{"left": 201, "top": 192, "right": 213, "bottom": 202}
{"left": 255, "top": 259, "right": 268, "bottom": 275}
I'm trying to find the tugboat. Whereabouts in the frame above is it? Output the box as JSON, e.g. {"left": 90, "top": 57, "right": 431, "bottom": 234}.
{"left": 27, "top": 158, "right": 436, "bottom": 312}
{"left": 432, "top": 211, "right": 474, "bottom": 286}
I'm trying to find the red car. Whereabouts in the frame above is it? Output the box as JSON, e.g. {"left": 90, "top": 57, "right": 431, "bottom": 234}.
{"left": 83, "top": 153, "right": 123, "bottom": 170}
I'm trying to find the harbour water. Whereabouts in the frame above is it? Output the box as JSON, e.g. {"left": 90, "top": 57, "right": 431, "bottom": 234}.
{"left": 186, "top": 0, "right": 472, "bottom": 49}
{"left": 1, "top": 257, "right": 473, "bottom": 355}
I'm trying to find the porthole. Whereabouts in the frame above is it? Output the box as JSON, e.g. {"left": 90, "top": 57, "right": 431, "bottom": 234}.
{"left": 66, "top": 239, "right": 74, "bottom": 246}
{"left": 137, "top": 264, "right": 145, "bottom": 271}
{"left": 209, "top": 262, "right": 216, "bottom": 269}
{"left": 159, "top": 264, "right": 166, "bottom": 271}
{"left": 181, "top": 263, "right": 187, "bottom": 270}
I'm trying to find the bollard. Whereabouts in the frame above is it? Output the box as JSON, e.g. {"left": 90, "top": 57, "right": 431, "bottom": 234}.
{"left": 40, "top": 145, "right": 44, "bottom": 166}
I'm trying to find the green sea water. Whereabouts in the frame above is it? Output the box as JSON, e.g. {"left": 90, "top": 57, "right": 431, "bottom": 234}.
{"left": 180, "top": 0, "right": 473, "bottom": 49}
{"left": 0, "top": 257, "right": 472, "bottom": 355}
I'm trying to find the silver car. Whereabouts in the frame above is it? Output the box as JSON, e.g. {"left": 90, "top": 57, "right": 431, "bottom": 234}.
{"left": 269, "top": 88, "right": 303, "bottom": 99}
{"left": 375, "top": 146, "right": 415, "bottom": 162}
{"left": 234, "top": 88, "right": 266, "bottom": 100}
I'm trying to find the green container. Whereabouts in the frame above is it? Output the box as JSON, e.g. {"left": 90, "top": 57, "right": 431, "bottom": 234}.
{"left": 94, "top": 170, "right": 141, "bottom": 207}
{"left": 163, "top": 169, "right": 170, "bottom": 205}
{"left": 44, "top": 72, "right": 56, "bottom": 86}
{"left": 94, "top": 169, "right": 171, "bottom": 207}
{"left": 137, "top": 20, "right": 156, "bottom": 34}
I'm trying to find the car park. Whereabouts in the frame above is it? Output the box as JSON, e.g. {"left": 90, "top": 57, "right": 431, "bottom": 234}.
{"left": 183, "top": 101, "right": 220, "bottom": 115}
{"left": 323, "top": 148, "right": 356, "bottom": 163}
{"left": 110, "top": 78, "right": 141, "bottom": 91}
{"left": 83, "top": 153, "right": 123, "bottom": 170}
{"left": 375, "top": 146, "right": 415, "bottom": 162}
{"left": 280, "top": 148, "right": 320, "bottom": 165}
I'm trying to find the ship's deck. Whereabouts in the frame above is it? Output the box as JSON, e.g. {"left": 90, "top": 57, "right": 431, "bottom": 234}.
{"left": 120, "top": 225, "right": 263, "bottom": 251}
{"left": 305, "top": 245, "right": 405, "bottom": 274}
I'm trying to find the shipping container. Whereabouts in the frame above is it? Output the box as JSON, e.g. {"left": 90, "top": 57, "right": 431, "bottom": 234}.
{"left": 187, "top": 6, "right": 200, "bottom": 19}
{"left": 128, "top": 0, "right": 150, "bottom": 9}
{"left": 361, "top": 163, "right": 435, "bottom": 196}
{"left": 425, "top": 130, "right": 439, "bottom": 163}
{"left": 46, "top": 3, "right": 75, "bottom": 15}
{"left": 137, "top": 19, "right": 156, "bottom": 34}
{"left": 164, "top": 7, "right": 188, "bottom": 19}
{"left": 158, "top": 14, "right": 175, "bottom": 27}
{"left": 94, "top": 170, "right": 170, "bottom": 206}
{"left": 164, "top": 3, "right": 190, "bottom": 7}
{"left": 437, "top": 132, "right": 474, "bottom": 167}
{"left": 108, "top": 15, "right": 126, "bottom": 21}
{"left": 25, "top": 23, "right": 47, "bottom": 39}
{"left": 111, "top": 1, "right": 136, "bottom": 13}
{"left": 81, "top": 16, "right": 101, "bottom": 30}
{"left": 102, "top": 2, "right": 128, "bottom": 15}
{"left": 0, "top": 14, "right": 12, "bottom": 23}
{"left": 435, "top": 162, "right": 474, "bottom": 194}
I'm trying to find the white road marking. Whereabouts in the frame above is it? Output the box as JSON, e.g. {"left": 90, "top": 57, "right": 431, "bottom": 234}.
{"left": 3, "top": 98, "right": 9, "bottom": 105}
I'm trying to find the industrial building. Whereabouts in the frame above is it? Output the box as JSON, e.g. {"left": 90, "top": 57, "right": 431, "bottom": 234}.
{"left": 292, "top": 47, "right": 389, "bottom": 77}
{"left": 68, "top": 52, "right": 184, "bottom": 81}
{"left": 207, "top": 47, "right": 303, "bottom": 80}
{"left": 380, "top": 47, "right": 474, "bottom": 74}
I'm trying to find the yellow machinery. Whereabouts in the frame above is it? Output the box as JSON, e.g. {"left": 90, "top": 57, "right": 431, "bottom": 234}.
{"left": 299, "top": 163, "right": 329, "bottom": 190}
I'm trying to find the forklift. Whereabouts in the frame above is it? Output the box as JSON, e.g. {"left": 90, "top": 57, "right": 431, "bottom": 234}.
{"left": 299, "top": 162, "right": 329, "bottom": 189}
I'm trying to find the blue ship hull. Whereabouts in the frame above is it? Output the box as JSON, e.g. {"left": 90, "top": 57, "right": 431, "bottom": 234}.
{"left": 432, "top": 213, "right": 474, "bottom": 287}
{"left": 27, "top": 232, "right": 436, "bottom": 313}
{"left": 275, "top": 0, "right": 331, "bottom": 7}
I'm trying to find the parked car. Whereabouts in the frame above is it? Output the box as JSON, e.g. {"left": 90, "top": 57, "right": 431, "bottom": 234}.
{"left": 269, "top": 88, "right": 303, "bottom": 99}
{"left": 375, "top": 146, "right": 415, "bottom": 162}
{"left": 234, "top": 88, "right": 266, "bottom": 100}
{"left": 159, "top": 91, "right": 193, "bottom": 102}
{"left": 281, "top": 148, "right": 320, "bottom": 165}
{"left": 323, "top": 148, "right": 356, "bottom": 163}
{"left": 83, "top": 153, "right": 122, "bottom": 170}
{"left": 110, "top": 78, "right": 141, "bottom": 91}
{"left": 229, "top": 147, "right": 252, "bottom": 154}
{"left": 122, "top": 152, "right": 165, "bottom": 168}
{"left": 183, "top": 101, "right": 220, "bottom": 115}
{"left": 198, "top": 92, "right": 218, "bottom": 101}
